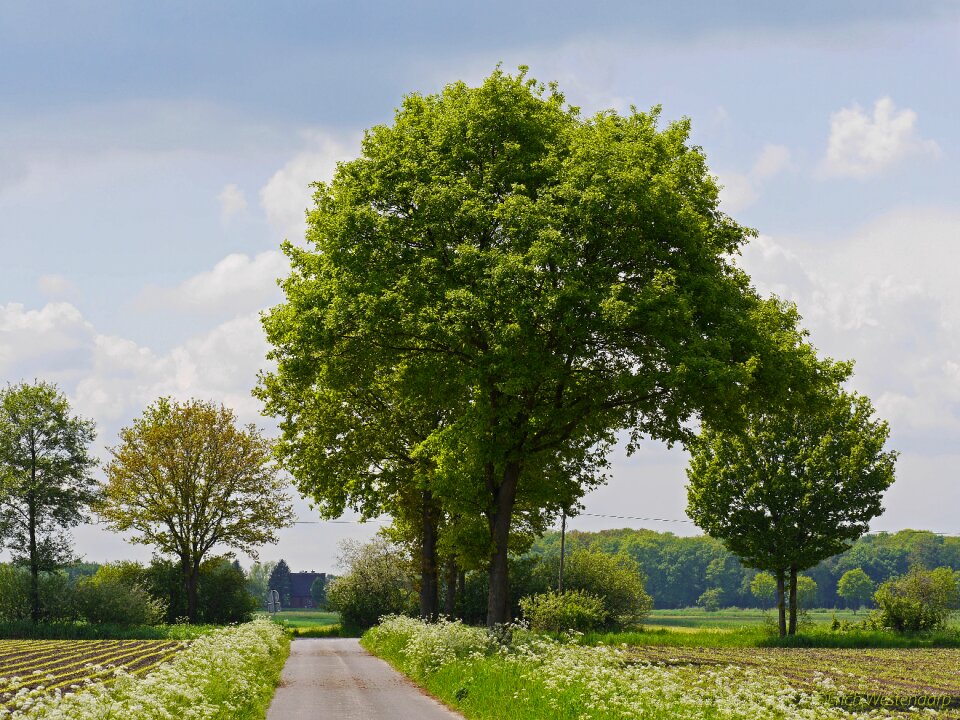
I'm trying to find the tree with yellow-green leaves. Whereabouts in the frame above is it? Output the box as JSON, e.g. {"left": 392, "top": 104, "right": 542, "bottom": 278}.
{"left": 97, "top": 398, "right": 295, "bottom": 622}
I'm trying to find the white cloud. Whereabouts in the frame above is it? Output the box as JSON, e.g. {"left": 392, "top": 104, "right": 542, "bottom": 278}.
{"left": 260, "top": 132, "right": 358, "bottom": 244}
{"left": 737, "top": 206, "right": 960, "bottom": 451}
{"left": 717, "top": 172, "right": 758, "bottom": 214}
{"left": 138, "top": 250, "right": 288, "bottom": 317}
{"left": 717, "top": 143, "right": 791, "bottom": 213}
{"left": 821, "top": 97, "right": 940, "bottom": 178}
{"left": 218, "top": 183, "right": 247, "bottom": 221}
{"left": 0, "top": 302, "right": 95, "bottom": 383}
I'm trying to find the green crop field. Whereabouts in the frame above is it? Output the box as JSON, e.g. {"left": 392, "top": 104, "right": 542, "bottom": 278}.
{"left": 0, "top": 638, "right": 186, "bottom": 703}
{"left": 266, "top": 610, "right": 345, "bottom": 636}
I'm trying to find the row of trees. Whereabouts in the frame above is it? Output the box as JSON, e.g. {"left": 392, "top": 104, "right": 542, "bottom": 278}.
{"left": 256, "top": 67, "right": 887, "bottom": 629}
{"left": 0, "top": 381, "right": 295, "bottom": 623}
{"left": 529, "top": 528, "right": 959, "bottom": 610}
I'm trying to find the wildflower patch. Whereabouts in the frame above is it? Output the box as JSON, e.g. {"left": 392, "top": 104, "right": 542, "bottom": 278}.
{"left": 364, "top": 616, "right": 960, "bottom": 720}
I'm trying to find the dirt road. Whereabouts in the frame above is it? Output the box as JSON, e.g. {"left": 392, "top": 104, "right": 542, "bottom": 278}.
{"left": 266, "top": 638, "right": 463, "bottom": 719}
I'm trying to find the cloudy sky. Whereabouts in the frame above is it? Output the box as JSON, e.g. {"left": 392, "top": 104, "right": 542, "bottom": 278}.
{"left": 1, "top": 1, "right": 958, "bottom": 572}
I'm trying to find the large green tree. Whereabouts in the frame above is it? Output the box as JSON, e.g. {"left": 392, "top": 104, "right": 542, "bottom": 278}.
{"left": 0, "top": 381, "right": 98, "bottom": 622}
{"left": 259, "top": 68, "right": 819, "bottom": 626}
{"left": 97, "top": 398, "right": 295, "bottom": 622}
{"left": 686, "top": 377, "right": 897, "bottom": 636}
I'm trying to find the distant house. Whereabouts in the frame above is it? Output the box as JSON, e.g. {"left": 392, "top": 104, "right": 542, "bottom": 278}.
{"left": 289, "top": 571, "right": 325, "bottom": 608}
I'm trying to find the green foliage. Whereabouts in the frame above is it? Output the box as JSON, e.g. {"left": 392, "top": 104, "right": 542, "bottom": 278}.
{"left": 257, "top": 67, "right": 819, "bottom": 626}
{"left": 74, "top": 564, "right": 166, "bottom": 626}
{"left": 310, "top": 575, "right": 327, "bottom": 609}
{"left": 795, "top": 575, "right": 818, "bottom": 610}
{"left": 698, "top": 587, "right": 724, "bottom": 612}
{"left": 268, "top": 559, "right": 292, "bottom": 607}
{"left": 0, "top": 381, "right": 98, "bottom": 623}
{"left": 98, "top": 397, "right": 295, "bottom": 622}
{"left": 246, "top": 560, "right": 276, "bottom": 605}
{"left": 546, "top": 550, "right": 652, "bottom": 628}
{"left": 326, "top": 538, "right": 417, "bottom": 629}
{"left": 750, "top": 572, "right": 777, "bottom": 608}
{"left": 143, "top": 556, "right": 258, "bottom": 624}
{"left": 520, "top": 590, "right": 608, "bottom": 633}
{"left": 872, "top": 566, "right": 959, "bottom": 633}
{"left": 687, "top": 380, "right": 897, "bottom": 577}
{"left": 837, "top": 568, "right": 875, "bottom": 611}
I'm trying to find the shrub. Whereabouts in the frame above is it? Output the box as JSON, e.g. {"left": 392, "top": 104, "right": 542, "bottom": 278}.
{"left": 75, "top": 563, "right": 166, "bottom": 626}
{"left": 0, "top": 565, "right": 77, "bottom": 622}
{"left": 553, "top": 550, "right": 652, "bottom": 628}
{"left": 872, "top": 566, "right": 959, "bottom": 632}
{"left": 520, "top": 590, "right": 608, "bottom": 633}
{"left": 327, "top": 538, "right": 417, "bottom": 629}
{"left": 143, "top": 556, "right": 258, "bottom": 624}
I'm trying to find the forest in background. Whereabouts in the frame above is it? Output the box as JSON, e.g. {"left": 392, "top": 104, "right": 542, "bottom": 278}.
{"left": 527, "top": 528, "right": 960, "bottom": 609}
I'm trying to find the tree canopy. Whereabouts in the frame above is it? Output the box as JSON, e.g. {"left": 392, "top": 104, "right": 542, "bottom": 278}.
{"left": 259, "top": 67, "right": 825, "bottom": 625}
{"left": 97, "top": 397, "right": 295, "bottom": 622}
{"left": 0, "top": 381, "right": 98, "bottom": 622}
{"left": 686, "top": 375, "right": 897, "bottom": 634}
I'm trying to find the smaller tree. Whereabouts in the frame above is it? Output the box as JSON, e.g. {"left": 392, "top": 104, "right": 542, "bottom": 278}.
{"left": 698, "top": 587, "right": 724, "bottom": 612}
{"left": 246, "top": 560, "right": 276, "bottom": 603}
{"left": 268, "top": 559, "right": 293, "bottom": 608}
{"left": 687, "top": 376, "right": 897, "bottom": 636}
{"left": 837, "top": 568, "right": 874, "bottom": 613}
{"left": 97, "top": 398, "right": 295, "bottom": 622}
{"left": 0, "top": 382, "right": 98, "bottom": 622}
{"left": 310, "top": 575, "right": 327, "bottom": 609}
{"left": 796, "top": 575, "right": 818, "bottom": 610}
{"left": 750, "top": 572, "right": 777, "bottom": 609}
{"left": 326, "top": 538, "right": 416, "bottom": 629}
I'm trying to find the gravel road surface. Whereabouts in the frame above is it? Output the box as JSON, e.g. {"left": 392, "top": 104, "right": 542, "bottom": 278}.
{"left": 266, "top": 638, "right": 464, "bottom": 719}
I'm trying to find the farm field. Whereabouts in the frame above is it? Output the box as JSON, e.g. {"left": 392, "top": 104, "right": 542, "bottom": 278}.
{"left": 626, "top": 645, "right": 960, "bottom": 714}
{"left": 267, "top": 609, "right": 347, "bottom": 637}
{"left": 645, "top": 608, "right": 864, "bottom": 629}
{"left": 0, "top": 638, "right": 185, "bottom": 703}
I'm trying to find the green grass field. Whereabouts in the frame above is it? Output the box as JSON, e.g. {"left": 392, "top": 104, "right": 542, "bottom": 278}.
{"left": 644, "top": 607, "right": 863, "bottom": 629}
{"left": 265, "top": 609, "right": 349, "bottom": 637}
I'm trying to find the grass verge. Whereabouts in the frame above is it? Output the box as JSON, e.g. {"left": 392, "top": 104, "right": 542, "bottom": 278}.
{"left": 362, "top": 616, "right": 920, "bottom": 720}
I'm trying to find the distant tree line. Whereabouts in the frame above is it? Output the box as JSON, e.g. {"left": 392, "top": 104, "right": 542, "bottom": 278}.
{"left": 528, "top": 528, "right": 960, "bottom": 610}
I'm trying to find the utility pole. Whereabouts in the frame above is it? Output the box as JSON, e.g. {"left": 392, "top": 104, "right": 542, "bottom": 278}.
{"left": 558, "top": 511, "right": 566, "bottom": 593}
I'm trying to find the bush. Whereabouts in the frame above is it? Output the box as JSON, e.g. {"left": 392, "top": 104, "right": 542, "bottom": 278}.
{"left": 549, "top": 550, "right": 652, "bottom": 628}
{"left": 520, "top": 590, "right": 608, "bottom": 633}
{"left": 327, "top": 538, "right": 417, "bottom": 629}
{"left": 872, "top": 566, "right": 958, "bottom": 633}
{"left": 75, "top": 563, "right": 166, "bottom": 626}
{"left": 0, "top": 565, "right": 77, "bottom": 622}
{"left": 143, "top": 556, "right": 258, "bottom": 624}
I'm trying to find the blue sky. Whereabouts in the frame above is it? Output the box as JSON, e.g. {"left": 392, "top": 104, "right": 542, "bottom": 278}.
{"left": 1, "top": 2, "right": 958, "bottom": 572}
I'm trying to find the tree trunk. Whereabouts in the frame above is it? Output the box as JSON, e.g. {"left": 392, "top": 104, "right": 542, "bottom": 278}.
{"left": 444, "top": 557, "right": 458, "bottom": 617}
{"left": 457, "top": 570, "right": 465, "bottom": 620}
{"left": 419, "top": 489, "right": 439, "bottom": 621}
{"left": 788, "top": 566, "right": 798, "bottom": 636}
{"left": 775, "top": 569, "right": 786, "bottom": 638}
{"left": 558, "top": 512, "right": 566, "bottom": 593}
{"left": 28, "top": 494, "right": 39, "bottom": 624}
{"left": 486, "top": 461, "right": 520, "bottom": 628}
{"left": 185, "top": 559, "right": 200, "bottom": 623}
